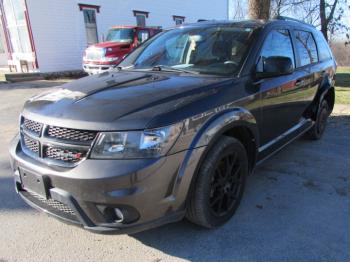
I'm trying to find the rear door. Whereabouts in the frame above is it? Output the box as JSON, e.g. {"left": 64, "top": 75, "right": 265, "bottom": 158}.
{"left": 291, "top": 29, "right": 320, "bottom": 121}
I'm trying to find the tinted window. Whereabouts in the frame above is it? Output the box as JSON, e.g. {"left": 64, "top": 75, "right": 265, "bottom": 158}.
{"left": 259, "top": 29, "right": 295, "bottom": 69}
{"left": 314, "top": 31, "right": 332, "bottom": 61}
{"left": 295, "top": 30, "right": 318, "bottom": 66}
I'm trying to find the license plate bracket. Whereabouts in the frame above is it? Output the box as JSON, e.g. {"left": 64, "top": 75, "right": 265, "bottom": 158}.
{"left": 19, "top": 168, "right": 48, "bottom": 199}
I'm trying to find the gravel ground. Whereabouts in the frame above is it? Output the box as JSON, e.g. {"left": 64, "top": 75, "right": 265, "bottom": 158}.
{"left": 0, "top": 80, "right": 349, "bottom": 262}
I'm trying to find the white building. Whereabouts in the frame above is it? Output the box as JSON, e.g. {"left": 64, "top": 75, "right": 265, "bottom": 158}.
{"left": 0, "top": 0, "right": 229, "bottom": 73}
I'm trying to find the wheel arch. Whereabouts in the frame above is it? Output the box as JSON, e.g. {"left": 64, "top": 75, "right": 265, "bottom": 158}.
{"left": 170, "top": 108, "right": 260, "bottom": 212}
{"left": 307, "top": 78, "right": 335, "bottom": 121}
{"left": 182, "top": 108, "right": 258, "bottom": 194}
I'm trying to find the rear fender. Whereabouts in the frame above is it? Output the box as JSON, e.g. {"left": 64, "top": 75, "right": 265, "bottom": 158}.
{"left": 314, "top": 76, "right": 335, "bottom": 117}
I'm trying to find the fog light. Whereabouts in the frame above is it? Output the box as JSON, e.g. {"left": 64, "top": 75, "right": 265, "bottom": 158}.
{"left": 97, "top": 205, "right": 140, "bottom": 224}
{"left": 114, "top": 208, "right": 124, "bottom": 223}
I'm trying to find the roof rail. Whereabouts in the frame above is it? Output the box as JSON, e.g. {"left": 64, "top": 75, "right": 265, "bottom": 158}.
{"left": 274, "top": 16, "right": 314, "bottom": 27}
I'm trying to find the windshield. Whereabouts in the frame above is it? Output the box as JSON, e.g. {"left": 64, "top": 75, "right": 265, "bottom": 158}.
{"left": 106, "top": 28, "right": 134, "bottom": 43}
{"left": 119, "top": 26, "right": 255, "bottom": 76}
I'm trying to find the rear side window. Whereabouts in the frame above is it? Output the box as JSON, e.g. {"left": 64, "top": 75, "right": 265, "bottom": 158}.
{"left": 294, "top": 30, "right": 318, "bottom": 66}
{"left": 313, "top": 31, "right": 332, "bottom": 61}
{"left": 259, "top": 29, "right": 295, "bottom": 69}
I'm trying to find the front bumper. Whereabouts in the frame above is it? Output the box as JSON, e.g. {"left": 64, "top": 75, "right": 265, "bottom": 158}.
{"left": 83, "top": 64, "right": 114, "bottom": 75}
{"left": 9, "top": 135, "right": 205, "bottom": 234}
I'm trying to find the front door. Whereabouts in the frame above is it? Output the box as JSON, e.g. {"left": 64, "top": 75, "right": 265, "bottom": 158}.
{"left": 257, "top": 28, "right": 305, "bottom": 145}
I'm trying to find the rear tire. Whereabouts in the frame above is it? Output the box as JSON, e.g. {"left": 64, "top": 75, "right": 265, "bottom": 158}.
{"left": 306, "top": 100, "right": 330, "bottom": 140}
{"left": 186, "top": 136, "right": 248, "bottom": 228}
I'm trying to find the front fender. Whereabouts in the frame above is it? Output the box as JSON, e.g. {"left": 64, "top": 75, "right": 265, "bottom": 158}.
{"left": 169, "top": 108, "right": 259, "bottom": 211}
{"left": 191, "top": 108, "right": 259, "bottom": 149}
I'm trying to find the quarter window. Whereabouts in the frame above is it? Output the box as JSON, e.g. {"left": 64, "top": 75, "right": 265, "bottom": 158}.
{"left": 294, "top": 30, "right": 318, "bottom": 66}
{"left": 313, "top": 32, "right": 332, "bottom": 61}
{"left": 258, "top": 29, "right": 295, "bottom": 70}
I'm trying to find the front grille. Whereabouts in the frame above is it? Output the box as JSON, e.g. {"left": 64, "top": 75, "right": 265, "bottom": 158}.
{"left": 27, "top": 190, "right": 75, "bottom": 215}
{"left": 21, "top": 190, "right": 79, "bottom": 223}
{"left": 20, "top": 117, "right": 96, "bottom": 167}
{"left": 45, "top": 146, "right": 87, "bottom": 163}
{"left": 23, "top": 135, "right": 39, "bottom": 154}
{"left": 47, "top": 126, "right": 96, "bottom": 142}
{"left": 23, "top": 118, "right": 43, "bottom": 135}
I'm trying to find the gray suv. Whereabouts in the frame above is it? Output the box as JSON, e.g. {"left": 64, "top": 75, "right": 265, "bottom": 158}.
{"left": 9, "top": 18, "right": 336, "bottom": 234}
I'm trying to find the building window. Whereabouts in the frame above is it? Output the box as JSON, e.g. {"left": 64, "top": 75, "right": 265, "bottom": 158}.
{"left": 173, "top": 15, "right": 185, "bottom": 25}
{"left": 79, "top": 4, "right": 100, "bottom": 45}
{"left": 133, "top": 10, "right": 149, "bottom": 27}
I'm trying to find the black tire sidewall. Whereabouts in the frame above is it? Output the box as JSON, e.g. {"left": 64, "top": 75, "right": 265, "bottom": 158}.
{"left": 191, "top": 136, "right": 248, "bottom": 228}
{"left": 315, "top": 100, "right": 329, "bottom": 138}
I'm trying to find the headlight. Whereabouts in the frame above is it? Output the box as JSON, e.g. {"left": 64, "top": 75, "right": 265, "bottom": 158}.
{"left": 90, "top": 122, "right": 183, "bottom": 159}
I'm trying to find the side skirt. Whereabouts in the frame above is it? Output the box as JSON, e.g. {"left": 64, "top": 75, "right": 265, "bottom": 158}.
{"left": 256, "top": 118, "right": 314, "bottom": 165}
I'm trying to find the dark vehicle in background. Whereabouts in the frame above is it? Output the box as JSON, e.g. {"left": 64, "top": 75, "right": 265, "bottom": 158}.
{"left": 10, "top": 17, "right": 336, "bottom": 234}
{"left": 83, "top": 26, "right": 161, "bottom": 75}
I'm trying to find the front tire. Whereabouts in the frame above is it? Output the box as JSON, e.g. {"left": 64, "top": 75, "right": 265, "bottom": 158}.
{"left": 186, "top": 136, "right": 248, "bottom": 228}
{"left": 306, "top": 100, "right": 330, "bottom": 140}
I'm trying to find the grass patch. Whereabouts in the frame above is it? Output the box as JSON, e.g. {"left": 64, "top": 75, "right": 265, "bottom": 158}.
{"left": 335, "top": 87, "right": 350, "bottom": 104}
{"left": 336, "top": 67, "right": 350, "bottom": 88}
{"left": 335, "top": 67, "right": 350, "bottom": 104}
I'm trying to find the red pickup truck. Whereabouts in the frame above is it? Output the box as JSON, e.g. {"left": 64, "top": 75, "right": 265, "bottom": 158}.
{"left": 83, "top": 26, "right": 161, "bottom": 75}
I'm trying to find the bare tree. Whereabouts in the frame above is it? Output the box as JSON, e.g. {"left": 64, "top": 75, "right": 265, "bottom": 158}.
{"left": 320, "top": 0, "right": 339, "bottom": 40}
{"left": 331, "top": 41, "right": 350, "bottom": 65}
{"left": 269, "top": 0, "right": 349, "bottom": 42}
{"left": 248, "top": 0, "right": 271, "bottom": 19}
{"left": 230, "top": 0, "right": 247, "bottom": 19}
{"left": 271, "top": 0, "right": 296, "bottom": 16}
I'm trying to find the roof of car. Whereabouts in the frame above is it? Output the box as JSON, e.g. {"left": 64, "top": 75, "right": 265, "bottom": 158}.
{"left": 179, "top": 18, "right": 315, "bottom": 30}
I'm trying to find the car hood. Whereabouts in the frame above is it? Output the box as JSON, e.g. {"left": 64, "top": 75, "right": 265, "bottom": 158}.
{"left": 22, "top": 71, "right": 227, "bottom": 130}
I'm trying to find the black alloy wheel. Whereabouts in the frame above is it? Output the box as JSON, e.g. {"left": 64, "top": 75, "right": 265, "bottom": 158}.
{"left": 209, "top": 151, "right": 243, "bottom": 217}
{"left": 186, "top": 136, "right": 248, "bottom": 228}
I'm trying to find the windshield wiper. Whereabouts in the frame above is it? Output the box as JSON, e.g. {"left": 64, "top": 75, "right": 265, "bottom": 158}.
{"left": 152, "top": 65, "right": 199, "bottom": 74}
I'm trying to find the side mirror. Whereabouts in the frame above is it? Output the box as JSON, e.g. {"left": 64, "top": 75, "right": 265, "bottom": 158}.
{"left": 256, "top": 56, "right": 294, "bottom": 79}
